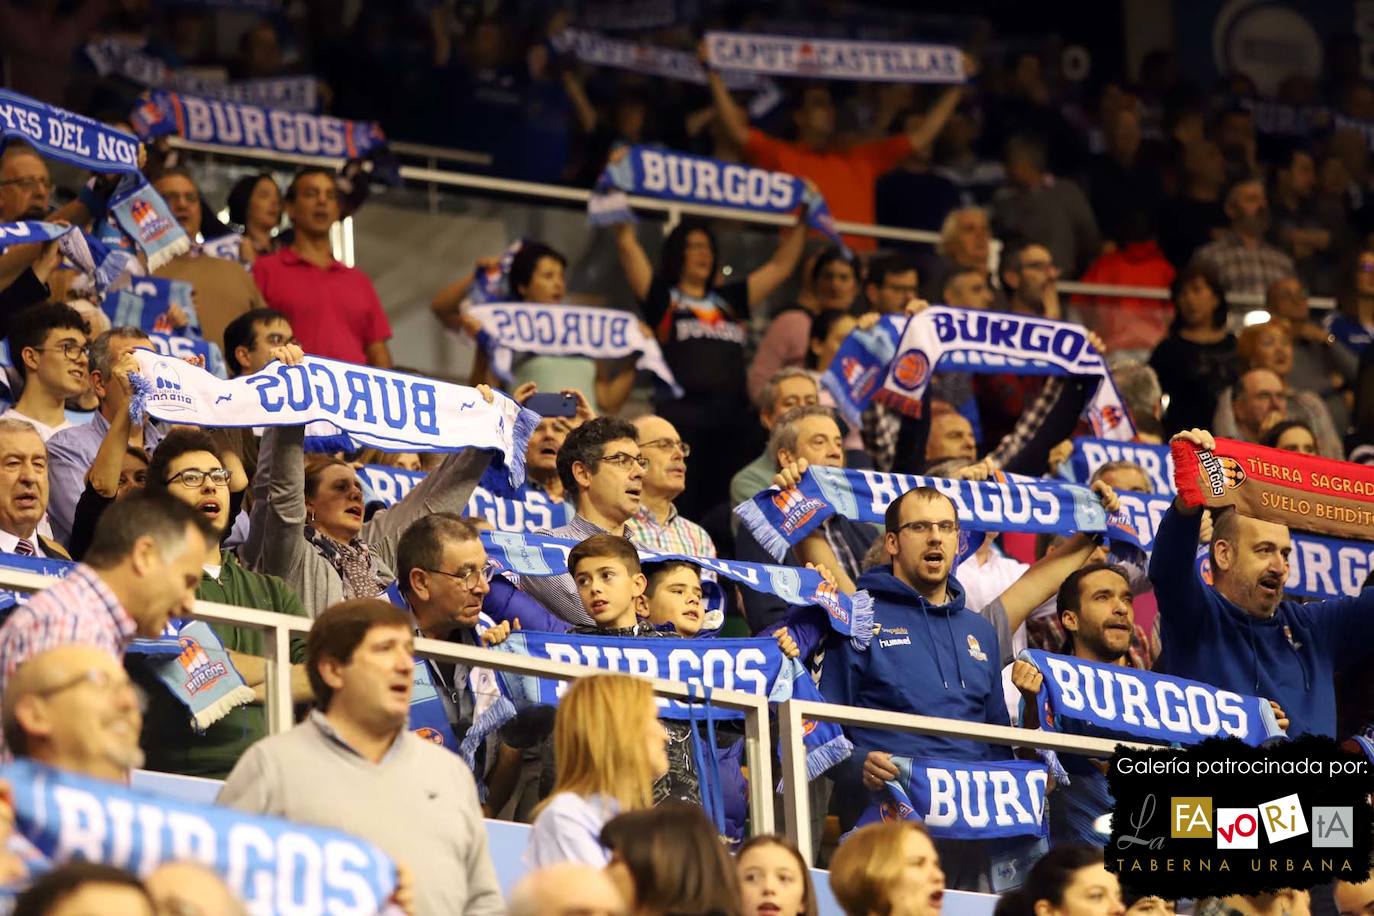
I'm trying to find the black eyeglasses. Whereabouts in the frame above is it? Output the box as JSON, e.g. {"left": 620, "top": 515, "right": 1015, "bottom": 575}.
{"left": 599, "top": 451, "right": 648, "bottom": 470}
{"left": 167, "top": 468, "right": 232, "bottom": 488}
{"left": 32, "top": 342, "right": 89, "bottom": 362}
{"left": 0, "top": 177, "right": 53, "bottom": 193}
{"left": 424, "top": 564, "right": 495, "bottom": 590}
{"left": 897, "top": 520, "right": 958, "bottom": 536}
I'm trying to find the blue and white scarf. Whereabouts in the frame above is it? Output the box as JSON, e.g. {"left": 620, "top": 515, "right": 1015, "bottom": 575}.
{"left": 465, "top": 630, "right": 853, "bottom": 780}
{"left": 468, "top": 302, "right": 681, "bottom": 396}
{"left": 705, "top": 31, "right": 966, "bottom": 84}
{"left": 820, "top": 314, "right": 903, "bottom": 426}
{"left": 357, "top": 464, "right": 575, "bottom": 533}
{"left": 735, "top": 464, "right": 1109, "bottom": 562}
{"left": 84, "top": 40, "right": 319, "bottom": 112}
{"left": 102, "top": 275, "right": 200, "bottom": 334}
{"left": 1060, "top": 437, "right": 1175, "bottom": 495}
{"left": 0, "top": 221, "right": 140, "bottom": 294}
{"left": 590, "top": 145, "right": 844, "bottom": 251}
{"left": 1019, "top": 649, "right": 1285, "bottom": 747}
{"left": 129, "top": 350, "right": 539, "bottom": 487}
{"left": 107, "top": 173, "right": 192, "bottom": 271}
{"left": 480, "top": 530, "right": 871, "bottom": 643}
{"left": 0, "top": 89, "right": 141, "bottom": 173}
{"left": 879, "top": 307, "right": 1136, "bottom": 440}
{"left": 127, "top": 620, "right": 257, "bottom": 732}
{"left": 466, "top": 239, "right": 523, "bottom": 305}
{"left": 854, "top": 755, "right": 1048, "bottom": 840}
{"left": 2, "top": 758, "right": 397, "bottom": 911}
{"left": 131, "top": 90, "right": 387, "bottom": 160}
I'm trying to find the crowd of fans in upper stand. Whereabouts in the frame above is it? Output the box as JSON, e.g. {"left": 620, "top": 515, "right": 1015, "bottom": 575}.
{"left": 6, "top": 2, "right": 1374, "bottom": 915}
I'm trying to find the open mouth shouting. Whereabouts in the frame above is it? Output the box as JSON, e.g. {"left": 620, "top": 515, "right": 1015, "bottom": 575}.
{"left": 1257, "top": 571, "right": 1283, "bottom": 599}
{"left": 195, "top": 496, "right": 223, "bottom": 521}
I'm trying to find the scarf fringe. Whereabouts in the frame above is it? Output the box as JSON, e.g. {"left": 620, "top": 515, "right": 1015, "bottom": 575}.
{"left": 1169, "top": 440, "right": 1207, "bottom": 507}
{"left": 144, "top": 233, "right": 191, "bottom": 272}
{"left": 804, "top": 732, "right": 854, "bottom": 781}
{"left": 507, "top": 404, "right": 540, "bottom": 488}
{"left": 190, "top": 684, "right": 257, "bottom": 733}
{"left": 459, "top": 695, "right": 517, "bottom": 770}
{"left": 848, "top": 589, "right": 875, "bottom": 651}
{"left": 734, "top": 496, "right": 790, "bottom": 562}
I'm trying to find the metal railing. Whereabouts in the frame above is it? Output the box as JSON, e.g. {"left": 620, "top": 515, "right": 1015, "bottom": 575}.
{"left": 0, "top": 563, "right": 1167, "bottom": 852}
{"left": 170, "top": 136, "right": 1326, "bottom": 311}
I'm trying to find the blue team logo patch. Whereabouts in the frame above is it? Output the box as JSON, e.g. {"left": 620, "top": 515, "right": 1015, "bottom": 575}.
{"left": 966, "top": 633, "right": 987, "bottom": 662}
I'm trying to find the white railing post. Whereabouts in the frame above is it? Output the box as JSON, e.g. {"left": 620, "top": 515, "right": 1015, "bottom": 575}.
{"left": 777, "top": 698, "right": 813, "bottom": 863}
{"left": 744, "top": 694, "right": 776, "bottom": 835}
{"left": 263, "top": 623, "right": 295, "bottom": 735}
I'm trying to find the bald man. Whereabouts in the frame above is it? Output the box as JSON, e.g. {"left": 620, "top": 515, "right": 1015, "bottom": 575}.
{"left": 624, "top": 415, "right": 718, "bottom": 560}
{"left": 1, "top": 645, "right": 144, "bottom": 781}
{"left": 146, "top": 862, "right": 245, "bottom": 916}
{"left": 1336, "top": 874, "right": 1374, "bottom": 916}
{"left": 509, "top": 863, "right": 626, "bottom": 916}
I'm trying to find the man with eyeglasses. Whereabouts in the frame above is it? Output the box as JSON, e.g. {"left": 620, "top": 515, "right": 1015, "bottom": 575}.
{"left": 131, "top": 427, "right": 313, "bottom": 780}
{"left": 47, "top": 327, "right": 162, "bottom": 545}
{"left": 2, "top": 303, "right": 90, "bottom": 441}
{"left": 820, "top": 485, "right": 1012, "bottom": 889}
{"left": 0, "top": 419, "right": 67, "bottom": 559}
{"left": 1229, "top": 368, "right": 1290, "bottom": 444}
{"left": 730, "top": 368, "right": 820, "bottom": 520}
{"left": 625, "top": 415, "right": 717, "bottom": 560}
{"left": 520, "top": 417, "right": 645, "bottom": 627}
{"left": 152, "top": 168, "right": 268, "bottom": 352}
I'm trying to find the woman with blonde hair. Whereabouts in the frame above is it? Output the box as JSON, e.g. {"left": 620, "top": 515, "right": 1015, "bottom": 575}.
{"left": 525, "top": 674, "right": 670, "bottom": 868}
{"left": 829, "top": 820, "right": 945, "bottom": 916}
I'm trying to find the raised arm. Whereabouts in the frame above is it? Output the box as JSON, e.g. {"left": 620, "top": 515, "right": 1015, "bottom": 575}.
{"left": 746, "top": 220, "right": 807, "bottom": 307}
{"left": 614, "top": 223, "right": 654, "bottom": 304}
{"left": 905, "top": 83, "right": 964, "bottom": 154}
{"left": 704, "top": 62, "right": 750, "bottom": 150}
{"left": 87, "top": 354, "right": 136, "bottom": 498}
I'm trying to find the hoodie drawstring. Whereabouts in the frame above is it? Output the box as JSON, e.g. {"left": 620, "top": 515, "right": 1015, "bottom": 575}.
{"left": 942, "top": 612, "right": 967, "bottom": 689}
{"left": 1245, "top": 621, "right": 1260, "bottom": 693}
{"left": 919, "top": 608, "right": 949, "bottom": 689}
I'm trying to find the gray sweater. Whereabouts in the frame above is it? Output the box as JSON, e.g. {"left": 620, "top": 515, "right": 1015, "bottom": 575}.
{"left": 242, "top": 425, "right": 490, "bottom": 615}
{"left": 218, "top": 714, "right": 504, "bottom": 916}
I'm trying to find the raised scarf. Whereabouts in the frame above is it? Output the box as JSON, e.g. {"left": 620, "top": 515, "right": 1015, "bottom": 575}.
{"left": 1172, "top": 437, "right": 1374, "bottom": 539}
{"left": 0, "top": 89, "right": 141, "bottom": 172}
{"left": 107, "top": 173, "right": 193, "bottom": 270}
{"left": 128, "top": 349, "right": 538, "bottom": 487}
{"left": 2, "top": 758, "right": 396, "bottom": 912}
{"left": 131, "top": 90, "right": 386, "bottom": 160}
{"left": 704, "top": 31, "right": 966, "bottom": 83}
{"left": 85, "top": 40, "right": 319, "bottom": 112}
{"left": 0, "top": 221, "right": 140, "bottom": 294}
{"left": 358, "top": 464, "right": 573, "bottom": 534}
{"left": 854, "top": 755, "right": 1048, "bottom": 840}
{"left": 1060, "top": 436, "right": 1175, "bottom": 495}
{"left": 878, "top": 307, "right": 1136, "bottom": 441}
{"left": 126, "top": 619, "right": 257, "bottom": 732}
{"left": 1019, "top": 649, "right": 1284, "bottom": 747}
{"left": 467, "top": 301, "right": 681, "bottom": 397}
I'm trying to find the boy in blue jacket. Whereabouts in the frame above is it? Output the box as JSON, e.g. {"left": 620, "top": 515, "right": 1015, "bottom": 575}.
{"left": 1150, "top": 428, "right": 1374, "bottom": 739}
{"left": 820, "top": 484, "right": 1011, "bottom": 888}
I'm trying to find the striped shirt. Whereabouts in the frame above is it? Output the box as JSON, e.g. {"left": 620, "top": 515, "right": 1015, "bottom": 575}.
{"left": 519, "top": 515, "right": 627, "bottom": 628}
{"left": 0, "top": 564, "right": 139, "bottom": 754}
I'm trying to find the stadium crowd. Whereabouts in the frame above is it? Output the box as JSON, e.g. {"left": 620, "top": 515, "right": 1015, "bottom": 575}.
{"left": 3, "top": 1, "right": 1374, "bottom": 915}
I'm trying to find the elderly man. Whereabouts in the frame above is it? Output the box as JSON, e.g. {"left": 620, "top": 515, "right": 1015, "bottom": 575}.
{"left": 1226, "top": 368, "right": 1289, "bottom": 444}
{"left": 924, "top": 206, "right": 997, "bottom": 302}
{"left": 925, "top": 411, "right": 977, "bottom": 467}
{"left": 219, "top": 598, "right": 504, "bottom": 916}
{"left": 0, "top": 419, "right": 68, "bottom": 558}
{"left": 46, "top": 327, "right": 161, "bottom": 545}
{"left": 2, "top": 304, "right": 90, "bottom": 441}
{"left": 731, "top": 368, "right": 820, "bottom": 512}
{"left": 1190, "top": 177, "right": 1296, "bottom": 296}
{"left": 152, "top": 168, "right": 267, "bottom": 351}
{"left": 0, "top": 491, "right": 213, "bottom": 751}
{"left": 942, "top": 268, "right": 995, "bottom": 310}
{"left": 2, "top": 644, "right": 145, "bottom": 780}
{"left": 734, "top": 405, "right": 875, "bottom": 631}
{"left": 519, "top": 417, "right": 644, "bottom": 627}
{"left": 0, "top": 143, "right": 103, "bottom": 298}
{"left": 1266, "top": 276, "right": 1354, "bottom": 432}
{"left": 625, "top": 414, "right": 717, "bottom": 558}
{"left": 1149, "top": 428, "right": 1374, "bottom": 737}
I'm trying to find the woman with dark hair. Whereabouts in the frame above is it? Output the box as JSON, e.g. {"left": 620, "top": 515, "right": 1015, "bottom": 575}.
{"left": 431, "top": 240, "right": 636, "bottom": 413}
{"left": 614, "top": 211, "right": 806, "bottom": 520}
{"left": 1000, "top": 845, "right": 1123, "bottom": 916}
{"left": 600, "top": 801, "right": 742, "bottom": 916}
{"left": 1149, "top": 265, "right": 1238, "bottom": 436}
{"left": 225, "top": 172, "right": 284, "bottom": 262}
{"left": 748, "top": 246, "right": 861, "bottom": 402}
{"left": 737, "top": 835, "right": 817, "bottom": 916}
{"left": 1260, "top": 418, "right": 1319, "bottom": 454}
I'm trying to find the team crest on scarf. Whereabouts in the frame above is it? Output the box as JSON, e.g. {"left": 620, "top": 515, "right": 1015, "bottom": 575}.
{"left": 841, "top": 356, "right": 881, "bottom": 401}
{"left": 880, "top": 799, "right": 916, "bottom": 821}
{"left": 178, "top": 635, "right": 229, "bottom": 695}
{"left": 413, "top": 727, "right": 446, "bottom": 746}
{"left": 128, "top": 197, "right": 177, "bottom": 245}
{"left": 771, "top": 487, "right": 829, "bottom": 537}
{"left": 966, "top": 633, "right": 987, "bottom": 662}
{"left": 889, "top": 350, "right": 930, "bottom": 391}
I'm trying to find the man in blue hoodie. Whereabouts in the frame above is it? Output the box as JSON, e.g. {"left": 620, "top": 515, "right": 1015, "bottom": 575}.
{"left": 820, "top": 484, "right": 1010, "bottom": 888}
{"left": 1150, "top": 427, "right": 1374, "bottom": 739}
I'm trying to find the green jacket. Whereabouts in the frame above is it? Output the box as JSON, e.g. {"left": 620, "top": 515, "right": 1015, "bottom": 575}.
{"left": 134, "top": 551, "right": 308, "bottom": 779}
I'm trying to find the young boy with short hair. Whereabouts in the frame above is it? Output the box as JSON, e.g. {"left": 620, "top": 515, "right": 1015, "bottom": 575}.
{"left": 567, "top": 533, "right": 655, "bottom": 636}
{"left": 640, "top": 559, "right": 800, "bottom": 657}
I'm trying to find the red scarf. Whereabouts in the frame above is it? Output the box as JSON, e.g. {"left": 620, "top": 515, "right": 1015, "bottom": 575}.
{"left": 1171, "top": 437, "right": 1374, "bottom": 538}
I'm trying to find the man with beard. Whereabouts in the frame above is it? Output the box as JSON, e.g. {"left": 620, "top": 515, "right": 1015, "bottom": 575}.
{"left": 1190, "top": 177, "right": 1295, "bottom": 297}
{"left": 1149, "top": 428, "right": 1374, "bottom": 737}
{"left": 820, "top": 486, "right": 1010, "bottom": 888}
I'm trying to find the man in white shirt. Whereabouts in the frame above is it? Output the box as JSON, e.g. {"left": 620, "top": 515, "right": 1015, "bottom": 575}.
{"left": 0, "top": 418, "right": 67, "bottom": 558}
{"left": 1, "top": 304, "right": 90, "bottom": 442}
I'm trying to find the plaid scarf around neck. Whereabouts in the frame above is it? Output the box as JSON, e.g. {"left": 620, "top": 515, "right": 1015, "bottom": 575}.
{"left": 305, "top": 525, "right": 383, "bottom": 599}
